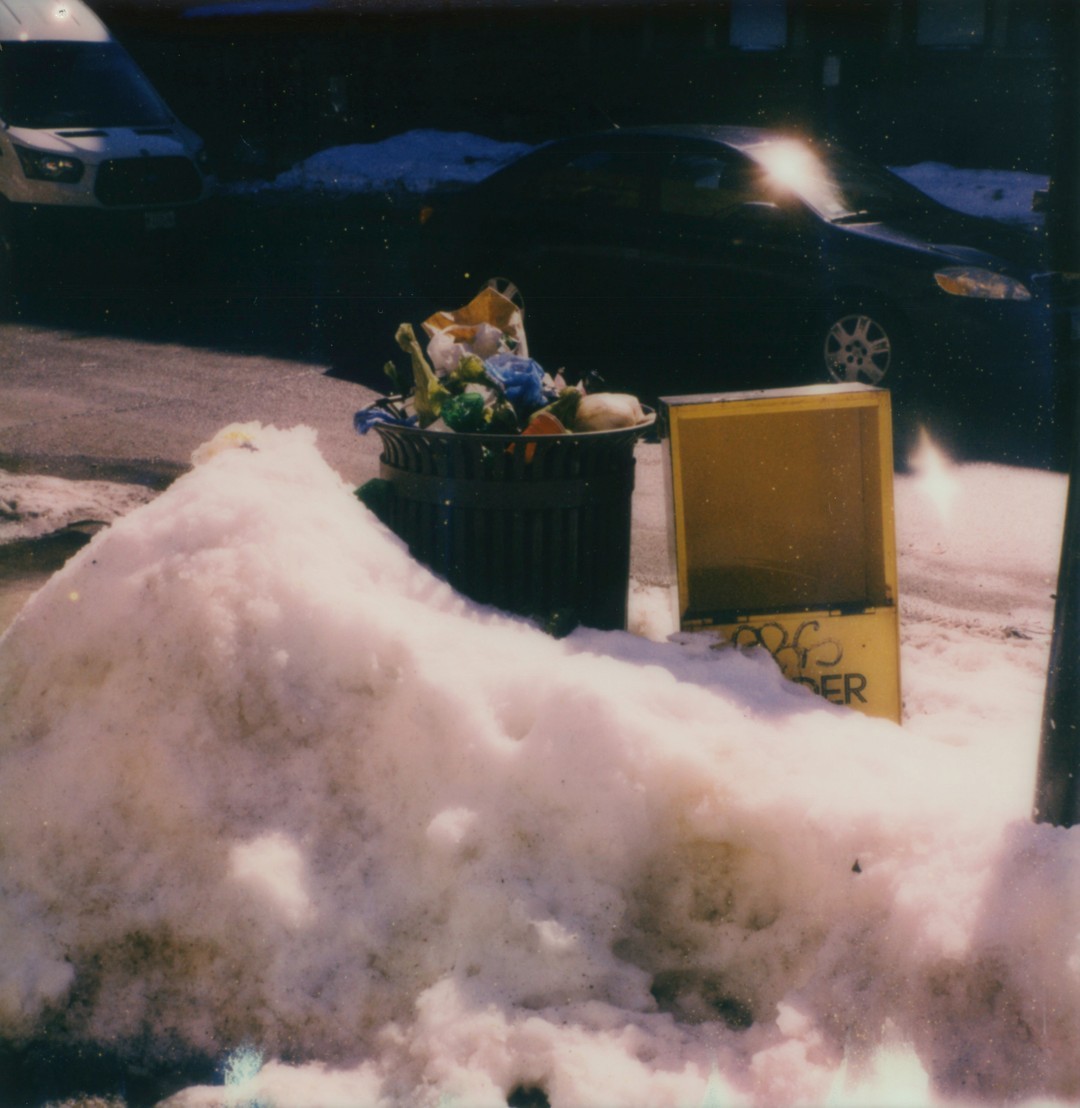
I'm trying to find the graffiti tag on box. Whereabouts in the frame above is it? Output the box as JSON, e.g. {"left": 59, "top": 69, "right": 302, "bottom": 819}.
{"left": 725, "top": 619, "right": 868, "bottom": 706}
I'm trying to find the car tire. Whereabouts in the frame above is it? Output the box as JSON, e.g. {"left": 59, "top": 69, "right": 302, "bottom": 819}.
{"left": 821, "top": 303, "right": 899, "bottom": 387}
{"left": 821, "top": 301, "right": 928, "bottom": 469}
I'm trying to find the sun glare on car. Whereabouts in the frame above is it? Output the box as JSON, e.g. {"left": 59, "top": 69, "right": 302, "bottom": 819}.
{"left": 755, "top": 139, "right": 821, "bottom": 192}
{"left": 750, "top": 137, "right": 853, "bottom": 219}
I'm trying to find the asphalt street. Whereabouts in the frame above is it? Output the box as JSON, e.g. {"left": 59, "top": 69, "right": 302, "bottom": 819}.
{"left": 0, "top": 320, "right": 381, "bottom": 487}
{"left": 0, "top": 318, "right": 675, "bottom": 629}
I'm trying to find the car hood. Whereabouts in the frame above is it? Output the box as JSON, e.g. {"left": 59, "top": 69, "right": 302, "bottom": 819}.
{"left": 6, "top": 124, "right": 200, "bottom": 163}
{"left": 837, "top": 210, "right": 1045, "bottom": 276}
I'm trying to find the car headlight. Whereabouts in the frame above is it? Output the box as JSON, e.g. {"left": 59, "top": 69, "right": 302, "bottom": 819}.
{"left": 934, "top": 266, "right": 1032, "bottom": 300}
{"left": 14, "top": 145, "right": 84, "bottom": 184}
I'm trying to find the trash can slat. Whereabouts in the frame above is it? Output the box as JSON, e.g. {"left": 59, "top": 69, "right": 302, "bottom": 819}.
{"left": 372, "top": 419, "right": 647, "bottom": 630}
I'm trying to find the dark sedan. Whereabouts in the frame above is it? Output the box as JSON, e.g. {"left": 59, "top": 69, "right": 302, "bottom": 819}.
{"left": 413, "top": 125, "right": 1078, "bottom": 461}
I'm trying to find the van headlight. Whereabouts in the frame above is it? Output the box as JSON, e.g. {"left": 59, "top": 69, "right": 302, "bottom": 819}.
{"left": 14, "top": 145, "right": 85, "bottom": 184}
{"left": 934, "top": 266, "right": 1032, "bottom": 300}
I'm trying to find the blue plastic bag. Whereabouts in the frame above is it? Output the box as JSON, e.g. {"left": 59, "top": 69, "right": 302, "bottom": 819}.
{"left": 483, "top": 354, "right": 549, "bottom": 415}
{"left": 353, "top": 407, "right": 417, "bottom": 435}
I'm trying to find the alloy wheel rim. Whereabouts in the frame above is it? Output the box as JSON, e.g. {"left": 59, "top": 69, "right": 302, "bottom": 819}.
{"left": 824, "top": 313, "right": 891, "bottom": 384}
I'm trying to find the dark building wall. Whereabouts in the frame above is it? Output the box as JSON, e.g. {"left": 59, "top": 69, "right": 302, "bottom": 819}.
{"left": 92, "top": 0, "right": 1065, "bottom": 182}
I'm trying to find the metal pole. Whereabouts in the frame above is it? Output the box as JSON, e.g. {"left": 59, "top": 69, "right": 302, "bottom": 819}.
{"left": 1034, "top": 0, "right": 1080, "bottom": 826}
{"left": 1037, "top": 441, "right": 1080, "bottom": 825}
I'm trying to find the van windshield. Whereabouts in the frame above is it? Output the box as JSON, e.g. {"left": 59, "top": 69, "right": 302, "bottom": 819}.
{"left": 0, "top": 41, "right": 173, "bottom": 128}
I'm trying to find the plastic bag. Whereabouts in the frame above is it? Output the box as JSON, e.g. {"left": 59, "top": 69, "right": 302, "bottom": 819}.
{"left": 422, "top": 286, "right": 528, "bottom": 372}
{"left": 482, "top": 354, "right": 548, "bottom": 414}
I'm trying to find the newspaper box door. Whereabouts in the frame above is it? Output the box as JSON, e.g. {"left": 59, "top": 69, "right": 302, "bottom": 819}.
{"left": 661, "top": 383, "right": 901, "bottom": 722}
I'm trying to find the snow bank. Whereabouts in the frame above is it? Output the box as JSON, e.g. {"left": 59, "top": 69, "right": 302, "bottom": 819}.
{"left": 0, "top": 472, "right": 157, "bottom": 543}
{"left": 892, "top": 163, "right": 1049, "bottom": 227}
{"left": 246, "top": 130, "right": 535, "bottom": 196}
{"left": 1, "top": 425, "right": 1079, "bottom": 1107}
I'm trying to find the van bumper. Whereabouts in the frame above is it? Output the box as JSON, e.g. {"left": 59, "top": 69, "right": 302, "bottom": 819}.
{"left": 3, "top": 197, "right": 207, "bottom": 241}
{"left": 0, "top": 198, "right": 211, "bottom": 296}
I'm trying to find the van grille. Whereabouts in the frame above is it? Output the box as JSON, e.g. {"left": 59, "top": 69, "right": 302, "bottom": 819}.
{"left": 93, "top": 156, "right": 202, "bottom": 207}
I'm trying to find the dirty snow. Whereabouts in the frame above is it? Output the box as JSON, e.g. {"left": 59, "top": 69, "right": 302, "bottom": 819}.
{"left": 0, "top": 472, "right": 157, "bottom": 544}
{"left": 229, "top": 130, "right": 535, "bottom": 196}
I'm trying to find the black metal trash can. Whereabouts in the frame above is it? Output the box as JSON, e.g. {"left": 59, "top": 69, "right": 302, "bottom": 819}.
{"left": 373, "top": 418, "right": 648, "bottom": 630}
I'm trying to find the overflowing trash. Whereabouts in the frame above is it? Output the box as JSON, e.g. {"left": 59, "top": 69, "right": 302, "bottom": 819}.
{"left": 351, "top": 284, "right": 652, "bottom": 633}
{"left": 354, "top": 286, "right": 652, "bottom": 438}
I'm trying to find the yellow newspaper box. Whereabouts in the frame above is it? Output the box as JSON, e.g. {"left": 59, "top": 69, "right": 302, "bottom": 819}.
{"left": 661, "top": 383, "right": 901, "bottom": 722}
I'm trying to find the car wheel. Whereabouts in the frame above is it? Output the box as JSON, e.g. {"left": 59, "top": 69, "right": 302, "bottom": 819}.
{"left": 822, "top": 307, "right": 895, "bottom": 385}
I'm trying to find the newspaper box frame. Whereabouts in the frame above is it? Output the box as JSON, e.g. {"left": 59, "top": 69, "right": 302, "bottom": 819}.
{"left": 660, "top": 382, "right": 901, "bottom": 722}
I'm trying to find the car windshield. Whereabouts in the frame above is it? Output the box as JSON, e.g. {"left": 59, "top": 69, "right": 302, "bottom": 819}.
{"left": 0, "top": 41, "right": 173, "bottom": 128}
{"left": 744, "top": 137, "right": 929, "bottom": 223}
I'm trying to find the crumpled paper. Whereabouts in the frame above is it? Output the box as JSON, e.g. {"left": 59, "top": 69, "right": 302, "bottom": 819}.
{"left": 422, "top": 286, "right": 528, "bottom": 372}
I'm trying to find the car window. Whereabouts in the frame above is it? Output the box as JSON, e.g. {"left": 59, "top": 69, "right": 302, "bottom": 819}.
{"left": 0, "top": 42, "right": 173, "bottom": 128}
{"left": 658, "top": 152, "right": 764, "bottom": 219}
{"left": 744, "top": 138, "right": 930, "bottom": 223}
{"left": 530, "top": 148, "right": 647, "bottom": 212}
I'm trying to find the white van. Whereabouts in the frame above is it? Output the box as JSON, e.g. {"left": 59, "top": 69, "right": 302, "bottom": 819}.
{"left": 0, "top": 0, "right": 211, "bottom": 290}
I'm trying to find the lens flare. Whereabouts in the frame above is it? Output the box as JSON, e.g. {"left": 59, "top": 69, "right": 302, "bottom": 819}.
{"left": 908, "top": 426, "right": 960, "bottom": 523}
{"left": 756, "top": 140, "right": 822, "bottom": 192}
{"left": 824, "top": 1040, "right": 932, "bottom": 1106}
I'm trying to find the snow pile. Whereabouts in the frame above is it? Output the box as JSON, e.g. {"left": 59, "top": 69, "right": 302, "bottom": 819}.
{"left": 892, "top": 163, "right": 1048, "bottom": 227}
{"left": 0, "top": 472, "right": 157, "bottom": 543}
{"left": 246, "top": 130, "right": 535, "bottom": 196}
{"left": 1, "top": 424, "right": 1079, "bottom": 1107}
